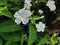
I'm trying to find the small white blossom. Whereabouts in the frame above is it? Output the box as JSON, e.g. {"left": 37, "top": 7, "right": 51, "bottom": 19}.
{"left": 58, "top": 44, "right": 60, "bottom": 45}
{"left": 58, "top": 37, "right": 60, "bottom": 40}
{"left": 36, "top": 22, "right": 45, "bottom": 32}
{"left": 24, "top": 0, "right": 32, "bottom": 10}
{"left": 14, "top": 8, "right": 32, "bottom": 24}
{"left": 35, "top": 0, "right": 38, "bottom": 4}
{"left": 46, "top": 0, "right": 56, "bottom": 11}
{"left": 24, "top": 0, "right": 31, "bottom": 3}
{"left": 38, "top": 9, "right": 43, "bottom": 14}
{"left": 24, "top": 3, "right": 32, "bottom": 10}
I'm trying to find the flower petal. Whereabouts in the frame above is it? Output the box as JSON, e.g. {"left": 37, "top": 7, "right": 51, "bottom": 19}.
{"left": 24, "top": 10, "right": 32, "bottom": 17}
{"left": 21, "top": 18, "right": 29, "bottom": 24}
{"left": 19, "top": 8, "right": 31, "bottom": 18}
{"left": 19, "top": 8, "right": 25, "bottom": 15}
{"left": 36, "top": 24, "right": 40, "bottom": 28}
{"left": 37, "top": 28, "right": 45, "bottom": 32}
{"left": 14, "top": 11, "right": 20, "bottom": 18}
{"left": 15, "top": 18, "right": 21, "bottom": 24}
{"left": 37, "top": 28, "right": 42, "bottom": 32}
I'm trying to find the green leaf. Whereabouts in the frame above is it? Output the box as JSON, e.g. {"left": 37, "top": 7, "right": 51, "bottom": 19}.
{"left": 28, "top": 23, "right": 37, "bottom": 45}
{"left": 9, "top": 0, "right": 20, "bottom": 3}
{"left": 5, "top": 41, "right": 19, "bottom": 45}
{"left": 1, "top": 10, "right": 13, "bottom": 18}
{"left": 4, "top": 40, "right": 13, "bottom": 45}
{"left": 0, "top": 0, "right": 7, "bottom": 5}
{"left": 37, "top": 35, "right": 50, "bottom": 45}
{"left": 11, "top": 42, "right": 19, "bottom": 45}
{"left": 0, "top": 32, "right": 21, "bottom": 42}
{"left": 0, "top": 39, "right": 3, "bottom": 45}
{"left": 0, "top": 20, "right": 22, "bottom": 32}
{"left": 0, "top": 6, "right": 13, "bottom": 18}
{"left": 33, "top": 16, "right": 44, "bottom": 20}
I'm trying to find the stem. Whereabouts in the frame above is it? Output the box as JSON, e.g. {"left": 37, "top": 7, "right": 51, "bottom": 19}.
{"left": 34, "top": 16, "right": 44, "bottom": 20}
{"left": 21, "top": 34, "right": 27, "bottom": 45}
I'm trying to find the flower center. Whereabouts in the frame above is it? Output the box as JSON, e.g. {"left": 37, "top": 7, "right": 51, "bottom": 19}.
{"left": 20, "top": 15, "right": 26, "bottom": 19}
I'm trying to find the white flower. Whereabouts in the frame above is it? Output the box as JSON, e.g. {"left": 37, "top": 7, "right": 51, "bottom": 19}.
{"left": 24, "top": 0, "right": 32, "bottom": 10}
{"left": 49, "top": 5, "right": 56, "bottom": 11}
{"left": 35, "top": 0, "right": 38, "bottom": 4}
{"left": 36, "top": 22, "right": 45, "bottom": 32}
{"left": 58, "top": 37, "right": 60, "bottom": 40}
{"left": 14, "top": 8, "right": 32, "bottom": 24}
{"left": 24, "top": 3, "right": 32, "bottom": 10}
{"left": 24, "top": 0, "right": 31, "bottom": 3}
{"left": 38, "top": 9, "right": 43, "bottom": 14}
{"left": 58, "top": 44, "right": 60, "bottom": 45}
{"left": 46, "top": 0, "right": 56, "bottom": 11}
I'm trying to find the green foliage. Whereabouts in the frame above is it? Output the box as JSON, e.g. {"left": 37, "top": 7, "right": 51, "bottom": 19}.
{"left": 0, "top": 32, "right": 21, "bottom": 42}
{"left": 0, "top": 39, "right": 3, "bottom": 45}
{"left": 1, "top": 10, "right": 13, "bottom": 18}
{"left": 37, "top": 35, "right": 50, "bottom": 45}
{"left": 0, "top": 0, "right": 59, "bottom": 45}
{"left": 5, "top": 41, "right": 19, "bottom": 45}
{"left": 39, "top": 0, "right": 47, "bottom": 3}
{"left": 0, "top": 6, "right": 13, "bottom": 18}
{"left": 0, "top": 0, "right": 7, "bottom": 5}
{"left": 28, "top": 23, "right": 37, "bottom": 45}
{"left": 48, "top": 33, "right": 59, "bottom": 45}
{"left": 0, "top": 20, "right": 22, "bottom": 32}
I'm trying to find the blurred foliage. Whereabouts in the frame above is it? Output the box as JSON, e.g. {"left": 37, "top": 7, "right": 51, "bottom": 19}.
{"left": 0, "top": 0, "right": 60, "bottom": 45}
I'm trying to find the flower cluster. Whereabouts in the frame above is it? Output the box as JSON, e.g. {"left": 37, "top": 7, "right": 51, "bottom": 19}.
{"left": 14, "top": 0, "right": 56, "bottom": 32}
{"left": 14, "top": 0, "right": 32, "bottom": 25}
{"left": 0, "top": 0, "right": 59, "bottom": 45}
